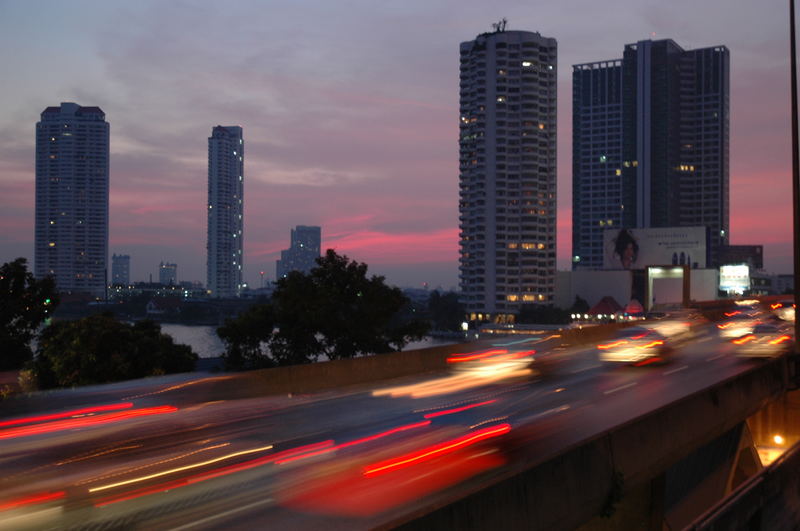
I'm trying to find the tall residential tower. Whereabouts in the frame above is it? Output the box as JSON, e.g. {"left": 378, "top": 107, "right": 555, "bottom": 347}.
{"left": 35, "top": 102, "right": 109, "bottom": 295}
{"left": 459, "top": 27, "right": 557, "bottom": 323}
{"left": 572, "top": 39, "right": 729, "bottom": 269}
{"left": 207, "top": 125, "right": 244, "bottom": 297}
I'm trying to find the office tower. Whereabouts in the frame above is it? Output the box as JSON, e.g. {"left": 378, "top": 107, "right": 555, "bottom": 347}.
{"left": 458, "top": 26, "right": 558, "bottom": 323}
{"left": 276, "top": 225, "right": 321, "bottom": 279}
{"left": 111, "top": 254, "right": 130, "bottom": 285}
{"left": 207, "top": 126, "right": 243, "bottom": 297}
{"left": 572, "top": 39, "right": 729, "bottom": 269}
{"left": 35, "top": 102, "right": 109, "bottom": 295}
{"left": 159, "top": 261, "right": 177, "bottom": 285}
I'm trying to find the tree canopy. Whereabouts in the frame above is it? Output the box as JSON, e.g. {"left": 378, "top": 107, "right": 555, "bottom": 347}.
{"left": 0, "top": 258, "right": 58, "bottom": 370}
{"left": 427, "top": 290, "right": 465, "bottom": 331}
{"left": 217, "top": 303, "right": 275, "bottom": 370}
{"left": 31, "top": 314, "right": 197, "bottom": 389}
{"left": 218, "top": 250, "right": 430, "bottom": 368}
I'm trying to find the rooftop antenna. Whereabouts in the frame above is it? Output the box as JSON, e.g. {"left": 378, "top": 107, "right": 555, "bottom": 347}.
{"left": 491, "top": 18, "right": 507, "bottom": 33}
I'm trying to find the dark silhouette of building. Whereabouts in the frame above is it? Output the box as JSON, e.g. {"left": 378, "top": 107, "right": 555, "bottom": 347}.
{"left": 35, "top": 103, "right": 109, "bottom": 295}
{"left": 572, "top": 39, "right": 729, "bottom": 269}
{"left": 276, "top": 225, "right": 321, "bottom": 279}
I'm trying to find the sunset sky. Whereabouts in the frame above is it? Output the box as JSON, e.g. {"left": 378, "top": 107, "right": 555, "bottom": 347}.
{"left": 0, "top": 0, "right": 793, "bottom": 289}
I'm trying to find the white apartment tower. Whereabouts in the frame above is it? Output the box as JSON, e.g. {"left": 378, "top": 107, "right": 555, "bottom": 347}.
{"left": 459, "top": 27, "right": 558, "bottom": 323}
{"left": 35, "top": 102, "right": 109, "bottom": 295}
{"left": 207, "top": 125, "right": 244, "bottom": 297}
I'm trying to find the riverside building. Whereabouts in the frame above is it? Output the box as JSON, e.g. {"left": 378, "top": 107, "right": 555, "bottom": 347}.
{"left": 458, "top": 24, "right": 558, "bottom": 323}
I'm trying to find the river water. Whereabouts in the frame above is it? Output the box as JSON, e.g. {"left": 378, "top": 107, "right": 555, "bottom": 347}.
{"left": 159, "top": 324, "right": 461, "bottom": 359}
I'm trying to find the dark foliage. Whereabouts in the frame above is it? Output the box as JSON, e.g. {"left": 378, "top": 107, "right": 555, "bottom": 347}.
{"left": 31, "top": 314, "right": 197, "bottom": 389}
{"left": 217, "top": 303, "right": 276, "bottom": 370}
{"left": 427, "top": 290, "right": 465, "bottom": 331}
{"left": 0, "top": 258, "right": 58, "bottom": 370}
{"left": 219, "top": 250, "right": 430, "bottom": 368}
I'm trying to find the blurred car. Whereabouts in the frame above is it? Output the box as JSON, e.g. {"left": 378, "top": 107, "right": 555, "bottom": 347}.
{"left": 716, "top": 310, "right": 761, "bottom": 338}
{"left": 770, "top": 300, "right": 795, "bottom": 322}
{"left": 597, "top": 326, "right": 672, "bottom": 365}
{"left": 731, "top": 324, "right": 793, "bottom": 358}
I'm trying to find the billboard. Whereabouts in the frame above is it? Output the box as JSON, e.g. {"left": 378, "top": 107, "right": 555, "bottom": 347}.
{"left": 603, "top": 227, "right": 707, "bottom": 270}
{"left": 719, "top": 264, "right": 750, "bottom": 295}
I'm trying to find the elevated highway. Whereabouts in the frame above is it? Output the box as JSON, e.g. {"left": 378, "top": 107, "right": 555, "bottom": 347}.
{"left": 0, "top": 316, "right": 797, "bottom": 530}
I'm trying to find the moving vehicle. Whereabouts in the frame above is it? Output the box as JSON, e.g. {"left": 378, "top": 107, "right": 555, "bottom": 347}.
{"left": 597, "top": 326, "right": 672, "bottom": 365}
{"left": 731, "top": 324, "right": 793, "bottom": 358}
{"left": 716, "top": 310, "right": 761, "bottom": 339}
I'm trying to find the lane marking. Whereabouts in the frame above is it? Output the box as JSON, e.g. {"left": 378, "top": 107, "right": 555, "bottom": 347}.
{"left": 170, "top": 498, "right": 274, "bottom": 531}
{"left": 571, "top": 363, "right": 601, "bottom": 374}
{"left": 604, "top": 382, "right": 637, "bottom": 395}
{"left": 706, "top": 353, "right": 725, "bottom": 362}
{"left": 663, "top": 365, "right": 688, "bottom": 376}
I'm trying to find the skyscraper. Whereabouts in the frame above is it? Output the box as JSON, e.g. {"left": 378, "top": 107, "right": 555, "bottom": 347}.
{"left": 207, "top": 126, "right": 244, "bottom": 298}
{"left": 35, "top": 102, "right": 109, "bottom": 295}
{"left": 276, "top": 225, "right": 321, "bottom": 279}
{"left": 458, "top": 26, "right": 558, "bottom": 323}
{"left": 159, "top": 261, "right": 177, "bottom": 285}
{"left": 572, "top": 39, "right": 729, "bottom": 269}
{"left": 111, "top": 254, "right": 130, "bottom": 285}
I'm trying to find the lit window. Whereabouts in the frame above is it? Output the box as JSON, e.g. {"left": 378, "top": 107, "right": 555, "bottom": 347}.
{"left": 615, "top": 169, "right": 621, "bottom": 176}
{"left": 537, "top": 243, "right": 545, "bottom": 249}
{"left": 538, "top": 123, "right": 545, "bottom": 130}
{"left": 599, "top": 155, "right": 607, "bottom": 163}
{"left": 607, "top": 219, "right": 614, "bottom": 226}
{"left": 522, "top": 61, "right": 532, "bottom": 67}
{"left": 497, "top": 96, "right": 506, "bottom": 103}
{"left": 521, "top": 243, "right": 535, "bottom": 250}
{"left": 506, "top": 294, "right": 519, "bottom": 302}
{"left": 632, "top": 160, "right": 638, "bottom": 167}
{"left": 507, "top": 242, "right": 518, "bottom": 249}
{"left": 522, "top": 295, "right": 535, "bottom": 302}
{"left": 48, "top": 242, "right": 55, "bottom": 247}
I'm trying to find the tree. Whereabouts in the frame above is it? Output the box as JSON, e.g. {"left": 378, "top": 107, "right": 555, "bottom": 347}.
{"left": 0, "top": 258, "right": 58, "bottom": 370}
{"left": 269, "top": 250, "right": 430, "bottom": 363}
{"left": 427, "top": 290, "right": 465, "bottom": 331}
{"left": 570, "top": 295, "right": 590, "bottom": 314}
{"left": 517, "top": 304, "right": 570, "bottom": 325}
{"left": 217, "top": 303, "right": 275, "bottom": 370}
{"left": 30, "top": 314, "right": 197, "bottom": 389}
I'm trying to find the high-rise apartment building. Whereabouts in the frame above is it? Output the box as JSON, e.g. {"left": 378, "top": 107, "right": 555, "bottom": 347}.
{"left": 111, "top": 254, "right": 130, "bottom": 285}
{"left": 276, "top": 225, "right": 321, "bottom": 279}
{"left": 572, "top": 39, "right": 729, "bottom": 269}
{"left": 35, "top": 102, "right": 109, "bottom": 295}
{"left": 159, "top": 261, "right": 177, "bottom": 285}
{"left": 458, "top": 27, "right": 558, "bottom": 322}
{"left": 207, "top": 126, "right": 244, "bottom": 298}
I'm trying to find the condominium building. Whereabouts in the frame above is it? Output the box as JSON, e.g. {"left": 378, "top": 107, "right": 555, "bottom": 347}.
{"left": 207, "top": 125, "right": 244, "bottom": 297}
{"left": 572, "top": 39, "right": 729, "bottom": 269}
{"left": 276, "top": 225, "right": 321, "bottom": 279}
{"left": 35, "top": 102, "right": 109, "bottom": 295}
{"left": 159, "top": 261, "right": 177, "bottom": 285}
{"left": 111, "top": 254, "right": 130, "bottom": 285}
{"left": 458, "top": 26, "right": 558, "bottom": 322}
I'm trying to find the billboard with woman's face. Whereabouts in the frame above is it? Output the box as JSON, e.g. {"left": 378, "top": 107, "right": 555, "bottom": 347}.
{"left": 603, "top": 227, "right": 707, "bottom": 270}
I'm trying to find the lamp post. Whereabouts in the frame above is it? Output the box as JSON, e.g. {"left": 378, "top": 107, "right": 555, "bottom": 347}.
{"left": 791, "top": 0, "right": 800, "bottom": 351}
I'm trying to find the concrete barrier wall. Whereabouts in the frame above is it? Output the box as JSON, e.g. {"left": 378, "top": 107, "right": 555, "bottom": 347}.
{"left": 391, "top": 356, "right": 788, "bottom": 531}
{"left": 219, "top": 323, "right": 635, "bottom": 397}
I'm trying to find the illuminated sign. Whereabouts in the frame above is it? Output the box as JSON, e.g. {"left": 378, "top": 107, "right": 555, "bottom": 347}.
{"left": 603, "top": 227, "right": 707, "bottom": 270}
{"left": 719, "top": 264, "right": 750, "bottom": 295}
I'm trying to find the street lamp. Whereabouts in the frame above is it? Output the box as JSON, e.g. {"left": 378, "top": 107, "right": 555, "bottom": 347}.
{"left": 791, "top": 0, "right": 800, "bottom": 352}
